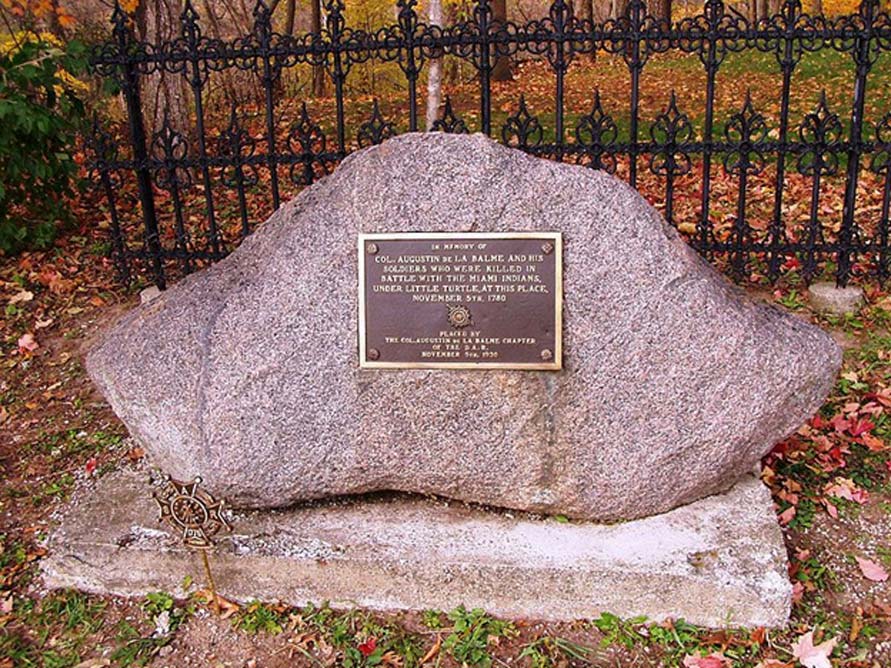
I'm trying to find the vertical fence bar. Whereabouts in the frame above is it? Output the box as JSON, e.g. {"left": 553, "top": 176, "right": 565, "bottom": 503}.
{"left": 837, "top": 0, "right": 877, "bottom": 286}
{"left": 90, "top": 119, "right": 131, "bottom": 285}
{"left": 878, "top": 164, "right": 891, "bottom": 282}
{"left": 476, "top": 0, "right": 493, "bottom": 135}
{"left": 626, "top": 0, "right": 644, "bottom": 188}
{"left": 225, "top": 105, "right": 253, "bottom": 239}
{"left": 874, "top": 114, "right": 891, "bottom": 281}
{"left": 183, "top": 2, "right": 221, "bottom": 258}
{"left": 326, "top": 0, "right": 348, "bottom": 155}
{"left": 153, "top": 116, "right": 194, "bottom": 275}
{"left": 100, "top": 172, "right": 130, "bottom": 284}
{"left": 552, "top": 0, "right": 569, "bottom": 161}
{"left": 696, "top": 0, "right": 722, "bottom": 259}
{"left": 767, "top": 0, "right": 801, "bottom": 281}
{"left": 255, "top": 1, "right": 282, "bottom": 211}
{"left": 112, "top": 4, "right": 165, "bottom": 289}
{"left": 398, "top": 0, "right": 420, "bottom": 132}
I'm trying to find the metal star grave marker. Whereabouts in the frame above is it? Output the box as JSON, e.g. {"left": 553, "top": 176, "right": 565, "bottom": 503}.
{"left": 154, "top": 476, "right": 230, "bottom": 548}
{"left": 153, "top": 476, "right": 231, "bottom": 614}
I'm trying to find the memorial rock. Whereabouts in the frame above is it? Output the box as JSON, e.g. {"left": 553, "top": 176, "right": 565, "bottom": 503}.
{"left": 87, "top": 133, "right": 841, "bottom": 521}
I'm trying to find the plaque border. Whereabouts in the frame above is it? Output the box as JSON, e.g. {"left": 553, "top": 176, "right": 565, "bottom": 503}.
{"left": 358, "top": 231, "right": 563, "bottom": 370}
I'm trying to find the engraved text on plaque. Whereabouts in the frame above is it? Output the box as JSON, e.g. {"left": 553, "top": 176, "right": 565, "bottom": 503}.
{"left": 358, "top": 232, "right": 562, "bottom": 369}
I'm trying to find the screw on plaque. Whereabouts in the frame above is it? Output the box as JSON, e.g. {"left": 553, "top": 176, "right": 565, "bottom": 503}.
{"left": 541, "top": 242, "right": 554, "bottom": 255}
{"left": 540, "top": 349, "right": 553, "bottom": 361}
{"left": 153, "top": 476, "right": 231, "bottom": 615}
{"left": 367, "top": 348, "right": 380, "bottom": 360}
{"left": 367, "top": 242, "right": 378, "bottom": 254}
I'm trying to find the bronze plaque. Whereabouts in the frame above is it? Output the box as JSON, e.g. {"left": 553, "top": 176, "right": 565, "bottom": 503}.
{"left": 358, "top": 232, "right": 562, "bottom": 370}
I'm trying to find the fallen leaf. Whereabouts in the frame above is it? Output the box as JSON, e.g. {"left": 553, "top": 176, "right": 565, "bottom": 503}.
{"left": 849, "top": 607, "right": 863, "bottom": 642}
{"left": 750, "top": 627, "right": 767, "bottom": 646}
{"left": 792, "top": 631, "right": 837, "bottom": 668}
{"left": 17, "top": 333, "right": 38, "bottom": 353}
{"left": 778, "top": 506, "right": 796, "bottom": 525}
{"left": 848, "top": 417, "right": 874, "bottom": 436}
{"left": 855, "top": 556, "right": 889, "bottom": 582}
{"left": 420, "top": 634, "right": 441, "bottom": 664}
{"left": 754, "top": 661, "right": 793, "bottom": 668}
{"left": 7, "top": 290, "right": 33, "bottom": 304}
{"left": 196, "top": 589, "right": 240, "bottom": 618}
{"left": 824, "top": 478, "right": 869, "bottom": 505}
{"left": 358, "top": 637, "right": 377, "bottom": 657}
{"left": 683, "top": 653, "right": 732, "bottom": 668}
{"left": 791, "top": 581, "right": 805, "bottom": 604}
{"left": 72, "top": 659, "right": 110, "bottom": 668}
{"left": 85, "top": 458, "right": 98, "bottom": 476}
{"left": 859, "top": 433, "right": 887, "bottom": 452}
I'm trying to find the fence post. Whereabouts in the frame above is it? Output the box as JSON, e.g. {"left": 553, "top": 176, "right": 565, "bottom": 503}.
{"left": 552, "top": 0, "right": 570, "bottom": 162}
{"left": 255, "top": 0, "right": 282, "bottom": 211}
{"left": 838, "top": 0, "right": 877, "bottom": 286}
{"left": 323, "top": 0, "right": 348, "bottom": 156}
{"left": 624, "top": 0, "right": 647, "bottom": 189}
{"left": 475, "top": 0, "right": 493, "bottom": 136}
{"left": 183, "top": 1, "right": 223, "bottom": 257}
{"left": 766, "top": 0, "right": 802, "bottom": 282}
{"left": 112, "top": 3, "right": 165, "bottom": 289}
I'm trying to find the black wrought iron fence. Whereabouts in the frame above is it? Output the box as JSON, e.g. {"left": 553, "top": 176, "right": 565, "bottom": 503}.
{"left": 86, "top": 0, "right": 891, "bottom": 289}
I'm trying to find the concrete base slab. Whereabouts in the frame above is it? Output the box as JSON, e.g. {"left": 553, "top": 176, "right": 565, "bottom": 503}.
{"left": 42, "top": 469, "right": 791, "bottom": 627}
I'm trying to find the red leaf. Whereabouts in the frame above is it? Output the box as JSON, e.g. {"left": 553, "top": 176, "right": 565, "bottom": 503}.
{"left": 85, "top": 458, "right": 98, "bottom": 476}
{"left": 358, "top": 637, "right": 377, "bottom": 657}
{"left": 848, "top": 418, "right": 874, "bottom": 437}
{"left": 830, "top": 414, "right": 850, "bottom": 433}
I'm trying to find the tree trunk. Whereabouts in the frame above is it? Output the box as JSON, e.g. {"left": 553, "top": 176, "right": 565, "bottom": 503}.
{"left": 425, "top": 0, "right": 444, "bottom": 130}
{"left": 201, "top": 0, "right": 238, "bottom": 106}
{"left": 758, "top": 0, "right": 769, "bottom": 20}
{"left": 581, "top": 0, "right": 597, "bottom": 61}
{"left": 285, "top": 0, "right": 296, "bottom": 35}
{"left": 446, "top": 2, "right": 461, "bottom": 84}
{"left": 311, "top": 0, "right": 326, "bottom": 97}
{"left": 656, "top": 0, "right": 671, "bottom": 21}
{"left": 813, "top": 0, "right": 823, "bottom": 14}
{"left": 490, "top": 0, "right": 512, "bottom": 82}
{"left": 136, "top": 0, "right": 191, "bottom": 136}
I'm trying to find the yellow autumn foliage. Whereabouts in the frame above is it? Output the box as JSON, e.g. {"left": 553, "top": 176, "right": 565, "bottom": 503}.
{"left": 0, "top": 30, "right": 88, "bottom": 95}
{"left": 820, "top": 0, "right": 891, "bottom": 14}
{"left": 0, "top": 0, "right": 76, "bottom": 27}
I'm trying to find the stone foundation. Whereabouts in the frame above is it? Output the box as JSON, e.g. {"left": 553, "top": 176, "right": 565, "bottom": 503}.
{"left": 42, "top": 468, "right": 791, "bottom": 627}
